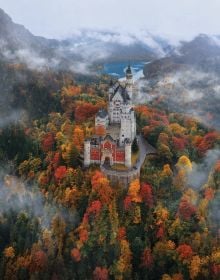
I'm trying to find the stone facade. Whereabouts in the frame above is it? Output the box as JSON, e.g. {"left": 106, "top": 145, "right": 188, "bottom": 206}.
{"left": 84, "top": 65, "right": 137, "bottom": 168}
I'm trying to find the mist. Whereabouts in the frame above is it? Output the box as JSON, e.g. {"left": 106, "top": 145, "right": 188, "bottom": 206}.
{"left": 188, "top": 149, "right": 220, "bottom": 189}
{"left": 136, "top": 67, "right": 220, "bottom": 130}
{"left": 0, "top": 168, "right": 79, "bottom": 231}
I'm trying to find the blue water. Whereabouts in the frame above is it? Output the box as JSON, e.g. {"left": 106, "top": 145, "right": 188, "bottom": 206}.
{"left": 103, "top": 61, "right": 146, "bottom": 79}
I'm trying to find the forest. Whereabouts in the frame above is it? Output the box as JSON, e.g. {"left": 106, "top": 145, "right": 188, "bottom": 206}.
{"left": 0, "top": 63, "right": 219, "bottom": 280}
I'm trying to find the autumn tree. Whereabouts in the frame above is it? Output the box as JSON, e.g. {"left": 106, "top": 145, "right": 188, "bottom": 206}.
{"left": 128, "top": 179, "right": 142, "bottom": 203}
{"left": 42, "top": 132, "right": 55, "bottom": 152}
{"left": 93, "top": 267, "right": 109, "bottom": 280}
{"left": 140, "top": 183, "right": 153, "bottom": 208}
{"left": 73, "top": 126, "right": 84, "bottom": 151}
{"left": 71, "top": 248, "right": 81, "bottom": 262}
{"left": 178, "top": 197, "right": 196, "bottom": 220}
{"left": 141, "top": 248, "right": 153, "bottom": 268}
{"left": 176, "top": 244, "right": 194, "bottom": 262}
{"left": 29, "top": 250, "right": 47, "bottom": 273}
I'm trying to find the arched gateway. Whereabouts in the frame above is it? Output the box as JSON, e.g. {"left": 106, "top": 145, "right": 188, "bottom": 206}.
{"left": 101, "top": 149, "right": 113, "bottom": 166}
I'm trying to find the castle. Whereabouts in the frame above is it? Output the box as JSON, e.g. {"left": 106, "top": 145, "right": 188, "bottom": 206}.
{"left": 84, "top": 65, "right": 137, "bottom": 168}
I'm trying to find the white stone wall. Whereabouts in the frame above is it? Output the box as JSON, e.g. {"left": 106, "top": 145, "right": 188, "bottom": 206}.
{"left": 109, "top": 92, "right": 123, "bottom": 124}
{"left": 125, "top": 143, "right": 132, "bottom": 168}
{"left": 131, "top": 111, "right": 136, "bottom": 141}
{"left": 119, "top": 103, "right": 136, "bottom": 145}
{"left": 120, "top": 117, "right": 132, "bottom": 145}
{"left": 84, "top": 140, "right": 91, "bottom": 166}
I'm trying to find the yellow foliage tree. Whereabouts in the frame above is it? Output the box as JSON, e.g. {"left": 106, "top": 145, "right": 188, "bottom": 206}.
{"left": 73, "top": 126, "right": 84, "bottom": 151}
{"left": 133, "top": 205, "right": 141, "bottom": 224}
{"left": 128, "top": 179, "right": 142, "bottom": 203}
{"left": 154, "top": 204, "right": 169, "bottom": 224}
{"left": 161, "top": 164, "right": 173, "bottom": 177}
{"left": 169, "top": 123, "right": 186, "bottom": 136}
{"left": 116, "top": 240, "right": 132, "bottom": 279}
{"left": 161, "top": 274, "right": 172, "bottom": 280}
{"left": 4, "top": 247, "right": 15, "bottom": 258}
{"left": 176, "top": 155, "right": 192, "bottom": 172}
{"left": 189, "top": 255, "right": 201, "bottom": 279}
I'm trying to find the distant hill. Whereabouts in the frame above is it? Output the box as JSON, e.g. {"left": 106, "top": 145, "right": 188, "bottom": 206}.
{"left": 142, "top": 34, "right": 220, "bottom": 130}
{"left": 143, "top": 34, "right": 220, "bottom": 78}
{"left": 0, "top": 8, "right": 59, "bottom": 59}
{"left": 0, "top": 8, "right": 172, "bottom": 71}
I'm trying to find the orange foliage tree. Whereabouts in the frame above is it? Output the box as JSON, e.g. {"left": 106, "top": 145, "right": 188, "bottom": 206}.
{"left": 75, "top": 102, "right": 99, "bottom": 122}
{"left": 91, "top": 171, "right": 113, "bottom": 204}
{"left": 128, "top": 179, "right": 142, "bottom": 203}
{"left": 71, "top": 248, "right": 81, "bottom": 262}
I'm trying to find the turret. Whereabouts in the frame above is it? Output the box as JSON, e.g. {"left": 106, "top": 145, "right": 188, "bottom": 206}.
{"left": 126, "top": 65, "right": 133, "bottom": 80}
{"left": 84, "top": 139, "right": 91, "bottom": 167}
{"left": 125, "top": 140, "right": 132, "bottom": 168}
{"left": 125, "top": 65, "right": 134, "bottom": 100}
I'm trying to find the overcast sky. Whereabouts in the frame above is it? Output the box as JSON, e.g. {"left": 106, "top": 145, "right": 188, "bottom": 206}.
{"left": 1, "top": 0, "right": 220, "bottom": 41}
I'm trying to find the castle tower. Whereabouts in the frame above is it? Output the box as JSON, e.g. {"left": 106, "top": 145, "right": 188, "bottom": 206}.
{"left": 108, "top": 79, "right": 114, "bottom": 99}
{"left": 119, "top": 105, "right": 136, "bottom": 146}
{"left": 125, "top": 140, "right": 132, "bottom": 168}
{"left": 130, "top": 108, "right": 136, "bottom": 140}
{"left": 125, "top": 65, "right": 134, "bottom": 100}
{"left": 84, "top": 139, "right": 91, "bottom": 167}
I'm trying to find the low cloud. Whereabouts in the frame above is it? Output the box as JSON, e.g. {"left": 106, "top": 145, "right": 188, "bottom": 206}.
{"left": 136, "top": 67, "right": 220, "bottom": 129}
{"left": 187, "top": 149, "right": 220, "bottom": 189}
{"left": 2, "top": 47, "right": 59, "bottom": 71}
{"left": 0, "top": 169, "right": 79, "bottom": 231}
{"left": 0, "top": 110, "right": 27, "bottom": 128}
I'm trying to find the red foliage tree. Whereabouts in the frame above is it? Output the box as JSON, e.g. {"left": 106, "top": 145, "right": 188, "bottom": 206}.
{"left": 141, "top": 248, "right": 153, "bottom": 268}
{"left": 140, "top": 183, "right": 153, "bottom": 208}
{"left": 42, "top": 132, "right": 55, "bottom": 152}
{"left": 123, "top": 195, "right": 132, "bottom": 211}
{"left": 29, "top": 250, "right": 47, "bottom": 272}
{"left": 156, "top": 226, "right": 165, "bottom": 239}
{"left": 212, "top": 264, "right": 220, "bottom": 277}
{"left": 87, "top": 200, "right": 102, "bottom": 216}
{"left": 176, "top": 244, "right": 194, "bottom": 260}
{"left": 52, "top": 152, "right": 60, "bottom": 169}
{"left": 196, "top": 131, "right": 219, "bottom": 155}
{"left": 93, "top": 267, "right": 109, "bottom": 280}
{"left": 117, "top": 227, "right": 127, "bottom": 241}
{"left": 54, "top": 166, "right": 67, "bottom": 182}
{"left": 178, "top": 198, "right": 196, "bottom": 220}
{"left": 172, "top": 136, "right": 187, "bottom": 151}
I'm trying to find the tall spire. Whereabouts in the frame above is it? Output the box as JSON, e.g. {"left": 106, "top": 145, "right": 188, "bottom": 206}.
{"left": 126, "top": 64, "right": 133, "bottom": 80}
